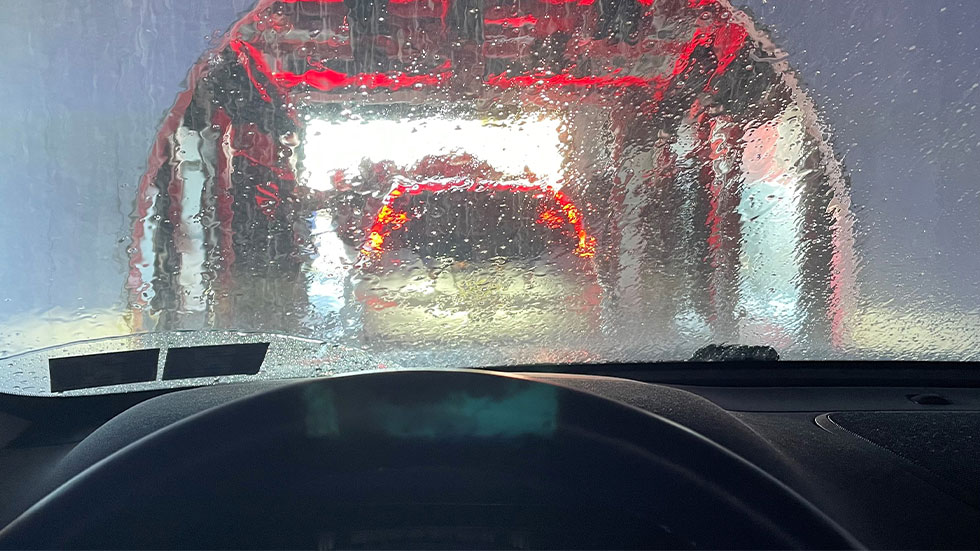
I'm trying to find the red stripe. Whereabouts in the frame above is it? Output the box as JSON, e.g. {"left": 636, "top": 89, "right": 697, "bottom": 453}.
{"left": 484, "top": 15, "right": 538, "bottom": 26}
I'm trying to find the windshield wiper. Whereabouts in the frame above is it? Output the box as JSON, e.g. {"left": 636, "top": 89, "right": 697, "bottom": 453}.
{"left": 690, "top": 344, "right": 779, "bottom": 362}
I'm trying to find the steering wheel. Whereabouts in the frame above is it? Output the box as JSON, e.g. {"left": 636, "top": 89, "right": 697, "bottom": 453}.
{"left": 0, "top": 370, "right": 859, "bottom": 549}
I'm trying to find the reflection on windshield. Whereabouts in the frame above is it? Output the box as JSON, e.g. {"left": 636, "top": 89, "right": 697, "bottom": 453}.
{"left": 116, "top": 0, "right": 859, "bottom": 366}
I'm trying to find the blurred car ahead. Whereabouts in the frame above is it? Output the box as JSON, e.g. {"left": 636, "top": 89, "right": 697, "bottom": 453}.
{"left": 353, "top": 177, "right": 601, "bottom": 349}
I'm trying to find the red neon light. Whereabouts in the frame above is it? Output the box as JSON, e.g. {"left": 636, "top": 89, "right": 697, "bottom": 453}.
{"left": 272, "top": 0, "right": 448, "bottom": 3}
{"left": 537, "top": 0, "right": 595, "bottom": 5}
{"left": 362, "top": 181, "right": 596, "bottom": 259}
{"left": 484, "top": 15, "right": 539, "bottom": 27}
{"left": 276, "top": 67, "right": 449, "bottom": 91}
{"left": 232, "top": 40, "right": 451, "bottom": 93}
{"left": 711, "top": 23, "right": 749, "bottom": 79}
{"left": 229, "top": 41, "right": 274, "bottom": 102}
{"left": 273, "top": 0, "right": 587, "bottom": 3}
{"left": 254, "top": 182, "right": 281, "bottom": 216}
{"left": 273, "top": 0, "right": 589, "bottom": 3}
{"left": 486, "top": 70, "right": 654, "bottom": 90}
{"left": 669, "top": 22, "right": 748, "bottom": 85}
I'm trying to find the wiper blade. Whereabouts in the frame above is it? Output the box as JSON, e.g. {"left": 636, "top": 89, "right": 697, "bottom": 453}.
{"left": 690, "top": 344, "right": 779, "bottom": 362}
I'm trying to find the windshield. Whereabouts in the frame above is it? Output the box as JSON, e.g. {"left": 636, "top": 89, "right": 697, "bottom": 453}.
{"left": 1, "top": 0, "right": 979, "bottom": 393}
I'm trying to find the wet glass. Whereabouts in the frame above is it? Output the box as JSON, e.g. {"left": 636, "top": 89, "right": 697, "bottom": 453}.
{"left": 1, "top": 0, "right": 978, "bottom": 390}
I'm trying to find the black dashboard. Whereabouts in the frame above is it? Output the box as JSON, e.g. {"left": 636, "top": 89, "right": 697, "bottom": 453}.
{"left": 0, "top": 368, "right": 977, "bottom": 549}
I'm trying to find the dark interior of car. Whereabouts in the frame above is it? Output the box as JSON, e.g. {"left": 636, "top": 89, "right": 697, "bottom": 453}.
{"left": 1, "top": 362, "right": 977, "bottom": 549}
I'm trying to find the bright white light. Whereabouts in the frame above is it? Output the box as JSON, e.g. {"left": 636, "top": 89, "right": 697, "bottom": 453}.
{"left": 302, "top": 117, "right": 565, "bottom": 191}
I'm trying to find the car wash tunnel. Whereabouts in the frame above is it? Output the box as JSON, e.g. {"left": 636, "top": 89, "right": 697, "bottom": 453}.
{"left": 125, "top": 0, "right": 857, "bottom": 364}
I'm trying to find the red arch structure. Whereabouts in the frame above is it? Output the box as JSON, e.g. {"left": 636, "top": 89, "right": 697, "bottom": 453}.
{"left": 127, "top": 0, "right": 857, "bottom": 351}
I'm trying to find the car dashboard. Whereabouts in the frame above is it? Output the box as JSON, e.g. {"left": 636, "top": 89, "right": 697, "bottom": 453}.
{"left": 0, "top": 366, "right": 977, "bottom": 549}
